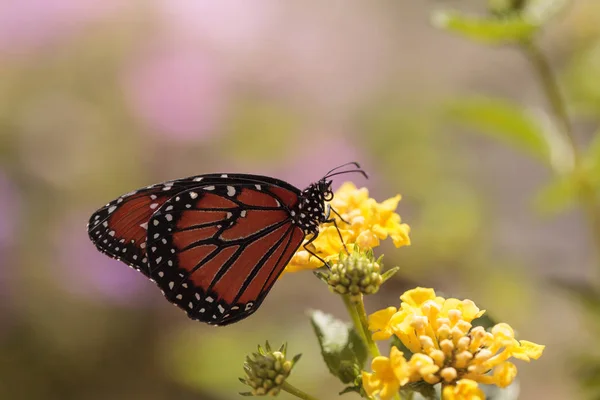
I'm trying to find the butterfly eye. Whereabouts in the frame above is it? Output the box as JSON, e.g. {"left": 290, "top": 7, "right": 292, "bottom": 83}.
{"left": 324, "top": 191, "right": 334, "bottom": 201}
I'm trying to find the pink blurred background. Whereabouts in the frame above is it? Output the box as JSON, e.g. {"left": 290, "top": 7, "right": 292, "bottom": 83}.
{"left": 1, "top": 1, "right": 598, "bottom": 398}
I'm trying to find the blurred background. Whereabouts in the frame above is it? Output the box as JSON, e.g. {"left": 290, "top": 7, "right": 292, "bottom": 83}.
{"left": 0, "top": 0, "right": 598, "bottom": 398}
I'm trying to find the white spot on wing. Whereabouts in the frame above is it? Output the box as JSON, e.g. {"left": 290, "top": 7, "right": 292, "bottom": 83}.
{"left": 189, "top": 192, "right": 198, "bottom": 199}
{"left": 108, "top": 205, "right": 117, "bottom": 214}
{"left": 204, "top": 186, "right": 215, "bottom": 191}
{"left": 140, "top": 222, "right": 148, "bottom": 230}
{"left": 227, "top": 186, "right": 235, "bottom": 196}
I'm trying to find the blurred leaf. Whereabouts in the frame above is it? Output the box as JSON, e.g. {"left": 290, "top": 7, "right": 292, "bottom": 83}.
{"left": 402, "top": 381, "right": 437, "bottom": 400}
{"left": 550, "top": 278, "right": 600, "bottom": 316}
{"left": 577, "top": 353, "right": 600, "bottom": 396}
{"left": 482, "top": 380, "right": 520, "bottom": 400}
{"left": 522, "top": 0, "right": 571, "bottom": 25}
{"left": 445, "top": 97, "right": 550, "bottom": 161}
{"left": 339, "top": 385, "right": 361, "bottom": 396}
{"left": 489, "top": 0, "right": 528, "bottom": 17}
{"left": 431, "top": 10, "right": 538, "bottom": 44}
{"left": 308, "top": 310, "right": 368, "bottom": 384}
{"left": 533, "top": 175, "right": 577, "bottom": 215}
{"left": 390, "top": 335, "right": 414, "bottom": 359}
{"left": 472, "top": 313, "right": 499, "bottom": 330}
{"left": 584, "top": 130, "right": 600, "bottom": 188}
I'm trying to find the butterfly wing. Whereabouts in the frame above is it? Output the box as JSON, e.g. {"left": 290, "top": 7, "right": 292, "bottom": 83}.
{"left": 86, "top": 176, "right": 222, "bottom": 274}
{"left": 146, "top": 182, "right": 306, "bottom": 325}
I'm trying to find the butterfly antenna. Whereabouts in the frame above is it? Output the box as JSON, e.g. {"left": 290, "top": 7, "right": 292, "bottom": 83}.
{"left": 324, "top": 161, "right": 362, "bottom": 177}
{"left": 324, "top": 169, "right": 369, "bottom": 180}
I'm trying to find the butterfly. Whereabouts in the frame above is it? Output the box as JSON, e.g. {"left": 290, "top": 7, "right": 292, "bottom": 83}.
{"left": 87, "top": 162, "right": 367, "bottom": 325}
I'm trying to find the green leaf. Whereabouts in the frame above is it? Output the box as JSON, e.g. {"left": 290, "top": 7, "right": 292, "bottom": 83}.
{"left": 432, "top": 10, "right": 538, "bottom": 44}
{"left": 444, "top": 97, "right": 550, "bottom": 162}
{"left": 402, "top": 382, "right": 439, "bottom": 400}
{"left": 390, "top": 335, "right": 414, "bottom": 360}
{"left": 533, "top": 175, "right": 577, "bottom": 215}
{"left": 472, "top": 313, "right": 498, "bottom": 331}
{"left": 309, "top": 310, "right": 368, "bottom": 384}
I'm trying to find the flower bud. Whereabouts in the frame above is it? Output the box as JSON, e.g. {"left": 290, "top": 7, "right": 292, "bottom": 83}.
{"left": 240, "top": 342, "right": 301, "bottom": 396}
{"left": 315, "top": 248, "right": 398, "bottom": 299}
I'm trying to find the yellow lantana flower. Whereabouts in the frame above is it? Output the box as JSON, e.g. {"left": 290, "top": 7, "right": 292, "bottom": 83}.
{"left": 285, "top": 182, "right": 410, "bottom": 273}
{"left": 364, "top": 287, "right": 545, "bottom": 399}
{"left": 442, "top": 379, "right": 485, "bottom": 400}
{"left": 361, "top": 347, "right": 405, "bottom": 400}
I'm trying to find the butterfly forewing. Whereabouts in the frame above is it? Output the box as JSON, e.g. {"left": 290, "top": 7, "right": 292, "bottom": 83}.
{"left": 146, "top": 183, "right": 305, "bottom": 325}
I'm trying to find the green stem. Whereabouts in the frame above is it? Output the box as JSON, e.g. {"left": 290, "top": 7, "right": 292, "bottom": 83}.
{"left": 341, "top": 294, "right": 380, "bottom": 358}
{"left": 280, "top": 381, "right": 321, "bottom": 400}
{"left": 342, "top": 295, "right": 402, "bottom": 400}
{"left": 522, "top": 40, "right": 600, "bottom": 282}
{"left": 521, "top": 40, "right": 577, "bottom": 155}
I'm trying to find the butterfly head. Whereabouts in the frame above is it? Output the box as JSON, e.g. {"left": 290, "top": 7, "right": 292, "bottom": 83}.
{"left": 319, "top": 178, "right": 334, "bottom": 201}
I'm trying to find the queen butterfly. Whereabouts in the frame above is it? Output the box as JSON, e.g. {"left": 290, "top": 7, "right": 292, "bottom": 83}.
{"left": 87, "top": 162, "right": 367, "bottom": 325}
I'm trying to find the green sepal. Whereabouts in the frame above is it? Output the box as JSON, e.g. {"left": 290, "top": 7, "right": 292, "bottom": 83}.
{"left": 339, "top": 385, "right": 361, "bottom": 396}
{"left": 380, "top": 266, "right": 400, "bottom": 284}
{"left": 308, "top": 310, "right": 368, "bottom": 384}
{"left": 313, "top": 270, "right": 329, "bottom": 284}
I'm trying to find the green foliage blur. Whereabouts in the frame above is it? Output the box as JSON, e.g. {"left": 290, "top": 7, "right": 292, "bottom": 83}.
{"left": 0, "top": 1, "right": 598, "bottom": 399}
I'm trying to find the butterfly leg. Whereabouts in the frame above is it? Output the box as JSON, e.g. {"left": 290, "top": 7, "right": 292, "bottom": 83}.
{"left": 329, "top": 206, "right": 349, "bottom": 225}
{"left": 324, "top": 217, "right": 349, "bottom": 254}
{"left": 302, "top": 233, "right": 331, "bottom": 269}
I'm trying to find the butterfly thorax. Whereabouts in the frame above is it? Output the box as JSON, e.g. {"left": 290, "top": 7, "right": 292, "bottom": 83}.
{"left": 292, "top": 179, "right": 333, "bottom": 235}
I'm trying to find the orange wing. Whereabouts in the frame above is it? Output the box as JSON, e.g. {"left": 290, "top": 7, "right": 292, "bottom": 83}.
{"left": 87, "top": 187, "right": 185, "bottom": 274}
{"left": 145, "top": 184, "right": 305, "bottom": 325}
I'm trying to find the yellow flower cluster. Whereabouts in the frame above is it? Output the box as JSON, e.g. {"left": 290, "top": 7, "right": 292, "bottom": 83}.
{"left": 362, "top": 288, "right": 544, "bottom": 400}
{"left": 285, "top": 182, "right": 410, "bottom": 274}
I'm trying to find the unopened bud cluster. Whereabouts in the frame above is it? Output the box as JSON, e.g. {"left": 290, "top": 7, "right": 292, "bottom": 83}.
{"left": 317, "top": 249, "right": 398, "bottom": 298}
{"left": 240, "top": 342, "right": 300, "bottom": 396}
